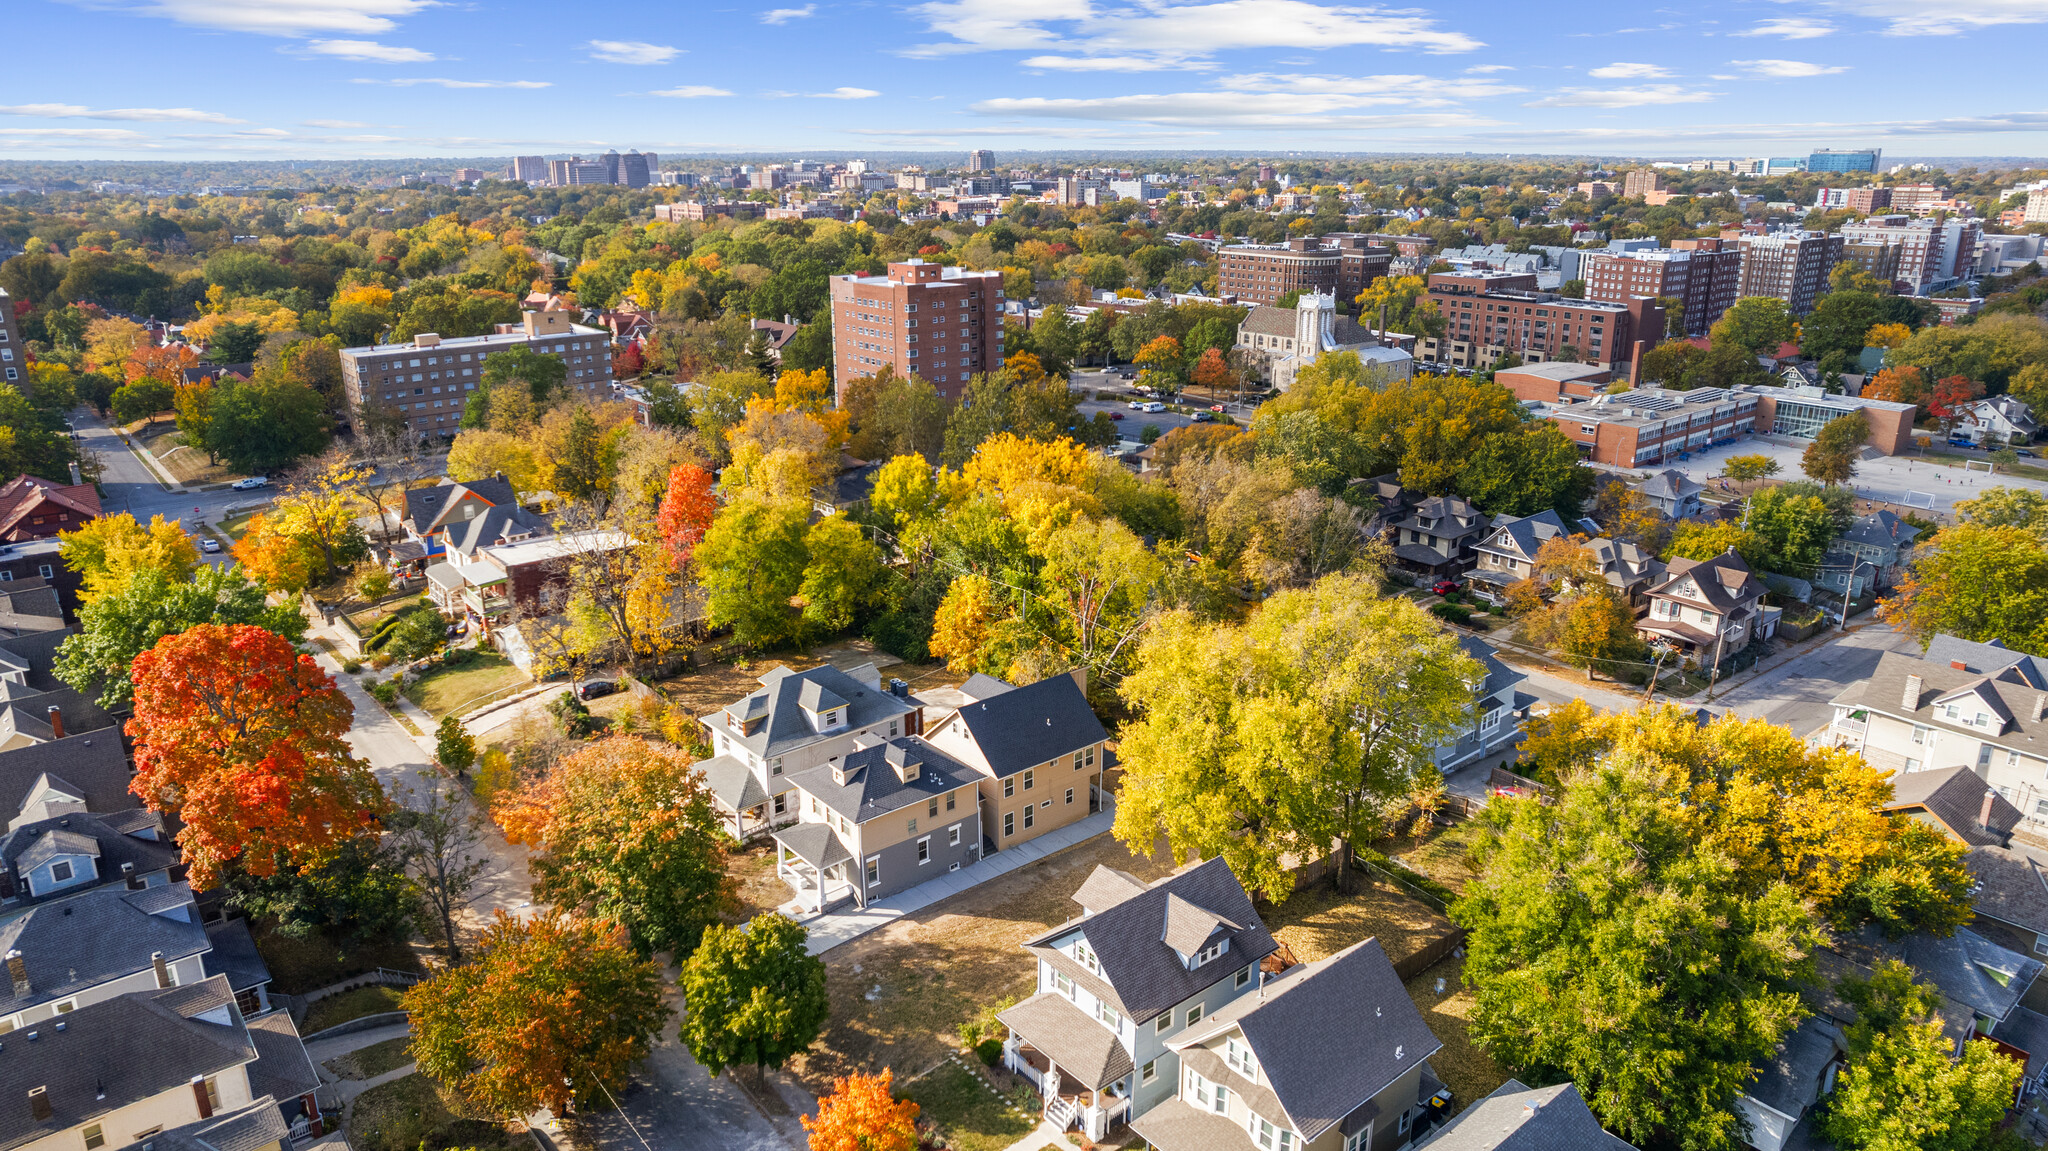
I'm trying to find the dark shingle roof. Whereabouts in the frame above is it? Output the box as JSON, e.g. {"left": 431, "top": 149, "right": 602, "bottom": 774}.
{"left": 706, "top": 664, "right": 917, "bottom": 760}
{"left": 1130, "top": 1096, "right": 1261, "bottom": 1151}
{"left": 1968, "top": 843, "right": 2048, "bottom": 937}
{"left": 1994, "top": 1006, "right": 2048, "bottom": 1082}
{"left": 1884, "top": 765, "right": 2022, "bottom": 847}
{"left": 693, "top": 754, "right": 769, "bottom": 813}
{"left": 772, "top": 822, "right": 851, "bottom": 871}
{"left": 403, "top": 477, "right": 517, "bottom": 533}
{"left": 1925, "top": 635, "right": 2048, "bottom": 688}
{"left": 1479, "top": 509, "right": 1571, "bottom": 561}
{"left": 244, "top": 1011, "right": 321, "bottom": 1101}
{"left": 1025, "top": 858, "right": 1276, "bottom": 1026}
{"left": 0, "top": 732, "right": 135, "bottom": 820}
{"left": 110, "top": 1097, "right": 293, "bottom": 1151}
{"left": 785, "top": 738, "right": 981, "bottom": 825}
{"left": 1418, "top": 1080, "right": 1637, "bottom": 1150}
{"left": 0, "top": 882, "right": 209, "bottom": 1015}
{"left": 1650, "top": 551, "right": 1762, "bottom": 613}
{"left": 953, "top": 674, "right": 1108, "bottom": 780}
{"left": 0, "top": 976, "right": 255, "bottom": 1151}
{"left": 1891, "top": 926, "right": 2044, "bottom": 1023}
{"left": 1632, "top": 470, "right": 1704, "bottom": 503}
{"left": 1744, "top": 1016, "right": 1845, "bottom": 1120}
{"left": 201, "top": 920, "right": 274, "bottom": 995}
{"left": 0, "top": 812, "right": 178, "bottom": 907}
{"left": 1184, "top": 937, "right": 1441, "bottom": 1141}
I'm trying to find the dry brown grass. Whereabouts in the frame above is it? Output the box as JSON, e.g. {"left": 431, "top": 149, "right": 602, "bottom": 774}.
{"left": 1262, "top": 875, "right": 1459, "bottom": 966}
{"left": 1405, "top": 954, "right": 1508, "bottom": 1116}
{"left": 1378, "top": 820, "right": 1487, "bottom": 898}
{"left": 729, "top": 840, "right": 788, "bottom": 921}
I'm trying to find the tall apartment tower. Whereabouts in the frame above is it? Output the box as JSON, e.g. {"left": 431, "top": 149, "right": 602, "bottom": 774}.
{"left": 1622, "top": 168, "right": 1665, "bottom": 199}
{"left": 1808, "top": 148, "right": 1882, "bottom": 174}
{"left": 1839, "top": 215, "right": 1982, "bottom": 293}
{"left": 620, "top": 150, "right": 655, "bottom": 188}
{"left": 829, "top": 260, "right": 1004, "bottom": 404}
{"left": 967, "top": 149, "right": 995, "bottom": 172}
{"left": 1579, "top": 239, "right": 1740, "bottom": 336}
{"left": 1736, "top": 231, "right": 1844, "bottom": 314}
{"left": 509, "top": 156, "right": 548, "bottom": 184}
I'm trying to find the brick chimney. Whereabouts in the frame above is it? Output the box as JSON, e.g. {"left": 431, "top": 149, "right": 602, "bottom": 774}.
{"left": 28, "top": 1087, "right": 50, "bottom": 1123}
{"left": 152, "top": 951, "right": 171, "bottom": 989}
{"left": 5, "top": 950, "right": 26, "bottom": 998}
{"left": 43, "top": 706, "right": 61, "bottom": 741}
{"left": 190, "top": 1077, "right": 213, "bottom": 1120}
{"left": 1903, "top": 674, "right": 1924, "bottom": 711}
{"left": 1951, "top": 660, "right": 1970, "bottom": 671}
{"left": 1981, "top": 788, "right": 1999, "bottom": 831}
{"left": 2033, "top": 692, "right": 2048, "bottom": 723}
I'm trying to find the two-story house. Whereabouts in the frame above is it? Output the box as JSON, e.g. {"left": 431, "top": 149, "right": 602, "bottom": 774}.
{"left": 1637, "top": 550, "right": 1777, "bottom": 668}
{"left": 1417, "top": 1080, "right": 1634, "bottom": 1150}
{"left": 1430, "top": 639, "right": 1527, "bottom": 774}
{"left": 1132, "top": 936, "right": 1444, "bottom": 1151}
{"left": 922, "top": 673, "right": 1110, "bottom": 854}
{"left": 0, "top": 808, "right": 177, "bottom": 916}
{"left": 999, "top": 859, "right": 1278, "bottom": 1142}
{"left": 771, "top": 737, "right": 982, "bottom": 914}
{"left": 1828, "top": 635, "right": 2048, "bottom": 829}
{"left": 400, "top": 476, "right": 548, "bottom": 569}
{"left": 0, "top": 975, "right": 321, "bottom": 1151}
{"left": 1816, "top": 511, "right": 1920, "bottom": 599}
{"left": 0, "top": 475, "right": 101, "bottom": 545}
{"left": 1629, "top": 470, "right": 1705, "bottom": 520}
{"left": 1466, "top": 511, "right": 1664, "bottom": 608}
{"left": 1384, "top": 495, "right": 1489, "bottom": 583}
{"left": 0, "top": 882, "right": 212, "bottom": 1031}
{"left": 693, "top": 664, "right": 923, "bottom": 838}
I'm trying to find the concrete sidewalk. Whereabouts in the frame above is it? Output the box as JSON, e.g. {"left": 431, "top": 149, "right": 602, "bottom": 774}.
{"left": 801, "top": 801, "right": 1119, "bottom": 956}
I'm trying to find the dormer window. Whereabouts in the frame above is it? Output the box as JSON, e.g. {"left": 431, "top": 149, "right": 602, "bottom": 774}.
{"left": 1193, "top": 937, "right": 1227, "bottom": 968}
{"left": 1074, "top": 938, "right": 1101, "bottom": 975}
{"left": 1225, "top": 1037, "right": 1258, "bottom": 1078}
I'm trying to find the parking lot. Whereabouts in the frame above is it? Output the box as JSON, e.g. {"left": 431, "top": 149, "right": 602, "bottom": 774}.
{"left": 1070, "top": 366, "right": 1259, "bottom": 440}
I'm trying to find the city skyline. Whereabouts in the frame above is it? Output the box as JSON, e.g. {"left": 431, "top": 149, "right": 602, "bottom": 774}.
{"left": 3, "top": 0, "right": 2048, "bottom": 160}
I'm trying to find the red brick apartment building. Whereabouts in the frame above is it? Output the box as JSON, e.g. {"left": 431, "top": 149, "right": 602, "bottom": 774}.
{"left": 1418, "top": 272, "right": 1664, "bottom": 378}
{"left": 1578, "top": 238, "right": 1740, "bottom": 336}
{"left": 1535, "top": 385, "right": 1917, "bottom": 467}
{"left": 1735, "top": 231, "right": 1843, "bottom": 314}
{"left": 1218, "top": 236, "right": 1395, "bottom": 307}
{"left": 829, "top": 260, "right": 1004, "bottom": 403}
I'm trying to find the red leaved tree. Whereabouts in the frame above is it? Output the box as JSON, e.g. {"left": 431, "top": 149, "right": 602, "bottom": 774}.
{"left": 1929, "top": 375, "right": 1986, "bottom": 440}
{"left": 1191, "top": 346, "right": 1236, "bottom": 398}
{"left": 802, "top": 1070, "right": 920, "bottom": 1151}
{"left": 655, "top": 462, "right": 718, "bottom": 565}
{"left": 126, "top": 623, "right": 389, "bottom": 887}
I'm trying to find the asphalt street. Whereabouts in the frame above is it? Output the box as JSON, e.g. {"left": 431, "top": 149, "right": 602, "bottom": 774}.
{"left": 1709, "top": 621, "right": 1921, "bottom": 737}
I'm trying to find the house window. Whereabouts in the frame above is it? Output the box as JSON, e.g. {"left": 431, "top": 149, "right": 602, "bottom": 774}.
{"left": 1398, "top": 1110, "right": 1412, "bottom": 1136}
{"left": 917, "top": 837, "right": 931, "bottom": 864}
{"left": 1236, "top": 965, "right": 1253, "bottom": 989}
{"left": 1156, "top": 1013, "right": 1173, "bottom": 1035}
{"left": 1254, "top": 1118, "right": 1294, "bottom": 1150}
{"left": 1185, "top": 1003, "right": 1203, "bottom": 1027}
{"left": 1226, "top": 1038, "right": 1258, "bottom": 1077}
{"left": 1912, "top": 724, "right": 1931, "bottom": 744}
{"left": 1075, "top": 939, "right": 1101, "bottom": 974}
{"left": 929, "top": 797, "right": 939, "bottom": 818}
{"left": 888, "top": 720, "right": 899, "bottom": 737}
{"left": 1004, "top": 778, "right": 1015, "bottom": 799}
{"left": 1906, "top": 758, "right": 1922, "bottom": 771}
{"left": 771, "top": 757, "right": 784, "bottom": 776}
{"left": 84, "top": 1126, "right": 105, "bottom": 1150}
{"left": 55, "top": 1000, "right": 75, "bottom": 1013}
{"left": 1194, "top": 939, "right": 1225, "bottom": 967}
{"left": 865, "top": 857, "right": 880, "bottom": 887}
{"left": 773, "top": 794, "right": 787, "bottom": 816}
{"left": 1023, "top": 806, "right": 1035, "bottom": 830}
{"left": 946, "top": 791, "right": 956, "bottom": 812}
{"left": 1055, "top": 970, "right": 1073, "bottom": 998}
{"left": 1023, "top": 769, "right": 1035, "bottom": 791}
{"left": 948, "top": 824, "right": 961, "bottom": 846}
{"left": 1085, "top": 745, "right": 1096, "bottom": 769}
{"left": 203, "top": 1078, "right": 220, "bottom": 1111}
{"left": 50, "top": 860, "right": 73, "bottom": 882}
{"left": 1003, "top": 812, "right": 1014, "bottom": 837}
{"left": 1098, "top": 1001, "right": 1124, "bottom": 1032}
{"left": 907, "top": 817, "right": 918, "bottom": 835}
{"left": 1066, "top": 788, "right": 1075, "bottom": 805}
{"left": 1344, "top": 1131, "right": 1368, "bottom": 1151}
{"left": 1142, "top": 1060, "right": 1158, "bottom": 1084}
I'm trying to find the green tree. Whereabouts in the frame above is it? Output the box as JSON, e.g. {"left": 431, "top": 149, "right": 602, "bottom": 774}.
{"left": 679, "top": 913, "right": 829, "bottom": 1080}
{"left": 435, "top": 715, "right": 477, "bottom": 774}
{"left": 205, "top": 321, "right": 266, "bottom": 365}
{"left": 1114, "top": 575, "right": 1481, "bottom": 899}
{"left": 1745, "top": 485, "right": 1840, "bottom": 574}
{"left": 1955, "top": 486, "right": 2048, "bottom": 535}
{"left": 206, "top": 377, "right": 332, "bottom": 473}
{"left": 696, "top": 496, "right": 811, "bottom": 647}
{"left": 1722, "top": 454, "right": 1781, "bottom": 484}
{"left": 1666, "top": 521, "right": 1769, "bottom": 569}
{"left": 54, "top": 564, "right": 308, "bottom": 711}
{"left": 464, "top": 345, "right": 569, "bottom": 428}
{"left": 1557, "top": 278, "right": 1586, "bottom": 299}
{"left": 799, "top": 517, "right": 890, "bottom": 633}
{"left": 1799, "top": 289, "right": 1882, "bottom": 364}
{"left": 1822, "top": 1018, "right": 2022, "bottom": 1151}
{"left": 387, "top": 784, "right": 490, "bottom": 961}
{"left": 1456, "top": 754, "right": 1816, "bottom": 1151}
{"left": 779, "top": 320, "right": 834, "bottom": 375}
{"left": 224, "top": 835, "right": 420, "bottom": 947}
{"left": 1801, "top": 413, "right": 1870, "bottom": 486}
{"left": 1881, "top": 523, "right": 2048, "bottom": 654}
{"left": 1710, "top": 296, "right": 1796, "bottom": 355}
{"left": 111, "top": 377, "right": 174, "bottom": 424}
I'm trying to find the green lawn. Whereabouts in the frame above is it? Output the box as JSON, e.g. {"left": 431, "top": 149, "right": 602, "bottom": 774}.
{"left": 403, "top": 651, "right": 530, "bottom": 718}
{"left": 304, "top": 985, "right": 408, "bottom": 1034}
{"left": 218, "top": 509, "right": 262, "bottom": 541}
{"left": 348, "top": 593, "right": 428, "bottom": 635}
{"left": 899, "top": 1061, "right": 1038, "bottom": 1151}
{"left": 326, "top": 1037, "right": 416, "bottom": 1081}
{"left": 349, "top": 1074, "right": 517, "bottom": 1151}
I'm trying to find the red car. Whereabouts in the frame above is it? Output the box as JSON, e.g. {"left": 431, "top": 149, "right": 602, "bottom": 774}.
{"left": 1108, "top": 411, "right": 1124, "bottom": 420}
{"left": 1430, "top": 580, "right": 1461, "bottom": 596}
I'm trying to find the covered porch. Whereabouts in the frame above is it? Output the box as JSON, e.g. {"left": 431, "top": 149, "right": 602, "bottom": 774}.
{"left": 997, "top": 993, "right": 1134, "bottom": 1143}
{"left": 772, "top": 822, "right": 857, "bottom": 916}
{"left": 693, "top": 754, "right": 779, "bottom": 841}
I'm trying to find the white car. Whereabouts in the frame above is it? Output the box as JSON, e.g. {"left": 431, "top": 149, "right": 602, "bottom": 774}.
{"left": 1127, "top": 400, "right": 1147, "bottom": 410}
{"left": 1141, "top": 401, "right": 1166, "bottom": 413}
{"left": 231, "top": 476, "right": 269, "bottom": 490}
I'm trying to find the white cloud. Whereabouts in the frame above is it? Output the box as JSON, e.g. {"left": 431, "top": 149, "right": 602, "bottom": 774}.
{"left": 1020, "top": 54, "right": 1209, "bottom": 71}
{"left": 1525, "top": 84, "right": 1717, "bottom": 107}
{"left": 761, "top": 4, "right": 817, "bottom": 22}
{"left": 0, "top": 102, "right": 245, "bottom": 123}
{"left": 1805, "top": 0, "right": 2048, "bottom": 34}
{"left": 587, "top": 39, "right": 682, "bottom": 64}
{"left": 1228, "top": 72, "right": 1523, "bottom": 100}
{"left": 652, "top": 85, "right": 734, "bottom": 97}
{"left": 0, "top": 127, "right": 153, "bottom": 141}
{"left": 1464, "top": 64, "right": 1515, "bottom": 73}
{"left": 306, "top": 39, "right": 434, "bottom": 62}
{"left": 118, "top": 0, "right": 433, "bottom": 36}
{"left": 1588, "top": 61, "right": 1670, "bottom": 78}
{"left": 815, "top": 86, "right": 880, "bottom": 98}
{"left": 972, "top": 90, "right": 1496, "bottom": 129}
{"left": 352, "top": 77, "right": 552, "bottom": 88}
{"left": 302, "top": 118, "right": 370, "bottom": 127}
{"left": 904, "top": 0, "right": 1483, "bottom": 65}
{"left": 1732, "top": 58, "right": 1850, "bottom": 76}
{"left": 1731, "top": 17, "right": 1837, "bottom": 38}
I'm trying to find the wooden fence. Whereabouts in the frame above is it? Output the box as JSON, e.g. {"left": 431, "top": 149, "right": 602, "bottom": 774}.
{"left": 1392, "top": 927, "right": 1467, "bottom": 981}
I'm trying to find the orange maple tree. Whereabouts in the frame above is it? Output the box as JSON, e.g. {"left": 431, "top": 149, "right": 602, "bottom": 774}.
{"left": 126, "top": 623, "right": 388, "bottom": 887}
{"left": 802, "top": 1070, "right": 921, "bottom": 1151}
{"left": 1191, "top": 346, "right": 1236, "bottom": 396}
{"left": 404, "top": 910, "right": 671, "bottom": 1119}
{"left": 124, "top": 342, "right": 198, "bottom": 385}
{"left": 230, "top": 513, "right": 324, "bottom": 594}
{"left": 654, "top": 462, "right": 718, "bottom": 565}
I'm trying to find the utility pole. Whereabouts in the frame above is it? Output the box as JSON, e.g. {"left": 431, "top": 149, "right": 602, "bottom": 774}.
{"left": 1704, "top": 628, "right": 1728, "bottom": 701}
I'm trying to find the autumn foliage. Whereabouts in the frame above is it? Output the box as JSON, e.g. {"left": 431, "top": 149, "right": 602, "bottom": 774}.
{"left": 126, "top": 623, "right": 388, "bottom": 887}
{"left": 802, "top": 1070, "right": 920, "bottom": 1151}
{"left": 655, "top": 462, "right": 718, "bottom": 565}
{"left": 404, "top": 910, "right": 671, "bottom": 1119}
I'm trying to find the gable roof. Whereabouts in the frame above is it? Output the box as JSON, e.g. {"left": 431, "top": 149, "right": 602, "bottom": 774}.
{"left": 0, "top": 475, "right": 102, "bottom": 542}
{"left": 1924, "top": 634, "right": 2048, "bottom": 689}
{"left": 0, "top": 811, "right": 177, "bottom": 906}
{"left": 1743, "top": 1015, "right": 1846, "bottom": 1121}
{"left": 1024, "top": 858, "right": 1276, "bottom": 1025}
{"left": 951, "top": 673, "right": 1108, "bottom": 779}
{"left": 1479, "top": 509, "right": 1572, "bottom": 561}
{"left": 0, "top": 731, "right": 135, "bottom": 822}
{"left": 1182, "top": 937, "right": 1442, "bottom": 1142}
{"left": 1418, "top": 1080, "right": 1636, "bottom": 1150}
{"left": 1832, "top": 649, "right": 2048, "bottom": 753}
{"left": 1835, "top": 510, "right": 1921, "bottom": 553}
{"left": 707, "top": 663, "right": 917, "bottom": 760}
{"left": 0, "top": 975, "right": 255, "bottom": 1151}
{"left": 1650, "top": 550, "right": 1762, "bottom": 612}
{"left": 440, "top": 503, "right": 549, "bottom": 558}
{"left": 785, "top": 737, "right": 982, "bottom": 824}
{"left": 1967, "top": 842, "right": 2048, "bottom": 937}
{"left": 1632, "top": 469, "right": 1705, "bottom": 503}
{"left": 1884, "top": 765, "right": 2022, "bottom": 847}
{"left": 403, "top": 476, "right": 518, "bottom": 534}
{"left": 0, "top": 882, "right": 209, "bottom": 1015}
{"left": 110, "top": 1096, "right": 293, "bottom": 1151}
{"left": 0, "top": 587, "right": 63, "bottom": 637}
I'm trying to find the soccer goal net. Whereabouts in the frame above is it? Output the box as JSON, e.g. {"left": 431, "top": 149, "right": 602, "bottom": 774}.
{"left": 1962, "top": 459, "right": 1997, "bottom": 474}
{"left": 1903, "top": 490, "right": 1937, "bottom": 509}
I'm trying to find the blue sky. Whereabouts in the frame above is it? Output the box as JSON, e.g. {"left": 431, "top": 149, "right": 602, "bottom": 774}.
{"left": 3, "top": 0, "right": 2046, "bottom": 160}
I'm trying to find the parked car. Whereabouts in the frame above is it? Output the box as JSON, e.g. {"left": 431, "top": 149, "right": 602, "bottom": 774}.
{"left": 1430, "top": 579, "right": 1461, "bottom": 596}
{"left": 1210, "top": 405, "right": 1226, "bottom": 413}
{"left": 230, "top": 476, "right": 269, "bottom": 490}
{"left": 1948, "top": 438, "right": 1976, "bottom": 449}
{"left": 1141, "top": 401, "right": 1166, "bottom": 413}
{"left": 2017, "top": 448, "right": 2039, "bottom": 458}
{"left": 575, "top": 679, "right": 619, "bottom": 701}
{"left": 1190, "top": 411, "right": 1212, "bottom": 422}
{"left": 1118, "top": 370, "right": 1135, "bottom": 379}
{"left": 1127, "top": 400, "right": 1146, "bottom": 410}
{"left": 199, "top": 537, "right": 222, "bottom": 554}
{"left": 1108, "top": 411, "right": 1124, "bottom": 420}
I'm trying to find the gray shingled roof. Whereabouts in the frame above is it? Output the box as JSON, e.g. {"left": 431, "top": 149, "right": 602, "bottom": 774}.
{"left": 1479, "top": 509, "right": 1572, "bottom": 562}
{"left": 0, "top": 812, "right": 178, "bottom": 907}
{"left": 1968, "top": 842, "right": 2048, "bottom": 937}
{"left": 693, "top": 754, "right": 769, "bottom": 813}
{"left": 1161, "top": 894, "right": 1236, "bottom": 958}
{"left": 1993, "top": 1006, "right": 2048, "bottom": 1082}
{"left": 1071, "top": 867, "right": 1148, "bottom": 913}
{"left": 1926, "top": 635, "right": 2048, "bottom": 688}
{"left": 1129, "top": 1096, "right": 1262, "bottom": 1151}
{"left": 1891, "top": 926, "right": 2044, "bottom": 1023}
{"left": 785, "top": 738, "right": 980, "bottom": 825}
{"left": 1649, "top": 551, "right": 1762, "bottom": 613}
{"left": 0, "top": 975, "right": 255, "bottom": 1151}
{"left": 201, "top": 920, "right": 274, "bottom": 995}
{"left": 110, "top": 1097, "right": 292, "bottom": 1151}
{"left": 772, "top": 822, "right": 851, "bottom": 870}
{"left": 1418, "top": 1080, "right": 1637, "bottom": 1150}
{"left": 1744, "top": 1016, "right": 1845, "bottom": 1120}
{"left": 995, "top": 993, "right": 1135, "bottom": 1091}
{"left": 1836, "top": 510, "right": 1920, "bottom": 552}
{"left": 0, "top": 733, "right": 135, "bottom": 821}
{"left": 1884, "top": 765, "right": 2022, "bottom": 847}
{"left": 403, "top": 476, "right": 518, "bottom": 533}
{"left": 705, "top": 664, "right": 916, "bottom": 760}
{"left": 1834, "top": 651, "right": 2048, "bottom": 762}
{"left": 952, "top": 673, "right": 1108, "bottom": 780}
{"left": 1633, "top": 469, "right": 1705, "bottom": 502}
{"left": 0, "top": 882, "right": 208, "bottom": 1016}
{"left": 439, "top": 503, "right": 549, "bottom": 558}
{"left": 1025, "top": 858, "right": 1276, "bottom": 1025}
{"left": 244, "top": 1011, "right": 320, "bottom": 1102}
{"left": 1183, "top": 937, "right": 1442, "bottom": 1141}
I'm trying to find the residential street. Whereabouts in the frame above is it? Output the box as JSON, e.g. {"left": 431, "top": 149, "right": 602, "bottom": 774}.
{"left": 1709, "top": 621, "right": 1922, "bottom": 737}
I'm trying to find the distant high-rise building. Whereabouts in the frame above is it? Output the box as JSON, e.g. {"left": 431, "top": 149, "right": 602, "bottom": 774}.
{"left": 1808, "top": 148, "right": 1882, "bottom": 174}
{"left": 1256, "top": 164, "right": 1276, "bottom": 182}
{"left": 1766, "top": 157, "right": 1807, "bottom": 174}
{"left": 454, "top": 168, "right": 484, "bottom": 184}
{"left": 509, "top": 156, "right": 547, "bottom": 184}
{"left": 1735, "top": 230, "right": 1843, "bottom": 314}
{"left": 846, "top": 159, "right": 869, "bottom": 174}
{"left": 2028, "top": 189, "right": 2048, "bottom": 224}
{"left": 967, "top": 149, "right": 995, "bottom": 172}
{"left": 620, "top": 150, "right": 653, "bottom": 188}
{"left": 1622, "top": 169, "right": 1664, "bottom": 199}
{"left": 600, "top": 150, "right": 624, "bottom": 184}
{"left": 1839, "top": 214, "right": 1982, "bottom": 292}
